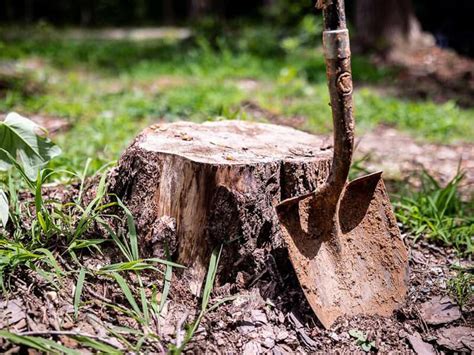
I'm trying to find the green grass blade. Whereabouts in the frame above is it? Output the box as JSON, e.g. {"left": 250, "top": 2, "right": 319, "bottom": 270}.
{"left": 115, "top": 196, "right": 139, "bottom": 261}
{"left": 35, "top": 248, "right": 63, "bottom": 276}
{"left": 137, "top": 275, "right": 149, "bottom": 323}
{"left": 0, "top": 188, "right": 9, "bottom": 227}
{"left": 159, "top": 248, "right": 173, "bottom": 314}
{"left": 0, "top": 331, "right": 79, "bottom": 354}
{"left": 111, "top": 272, "right": 142, "bottom": 317}
{"left": 72, "top": 335, "right": 122, "bottom": 354}
{"left": 74, "top": 267, "right": 86, "bottom": 319}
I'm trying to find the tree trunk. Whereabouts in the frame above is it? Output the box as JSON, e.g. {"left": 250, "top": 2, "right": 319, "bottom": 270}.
{"left": 355, "top": 0, "right": 433, "bottom": 53}
{"left": 189, "top": 0, "right": 210, "bottom": 20}
{"left": 162, "top": 0, "right": 175, "bottom": 25}
{"left": 108, "top": 121, "right": 332, "bottom": 295}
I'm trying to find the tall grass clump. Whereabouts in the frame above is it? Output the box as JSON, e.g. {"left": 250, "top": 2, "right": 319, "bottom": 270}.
{"left": 395, "top": 171, "right": 473, "bottom": 256}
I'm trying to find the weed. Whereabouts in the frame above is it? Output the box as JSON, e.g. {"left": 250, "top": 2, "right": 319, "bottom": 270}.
{"left": 349, "top": 329, "right": 377, "bottom": 352}
{"left": 395, "top": 171, "right": 473, "bottom": 255}
{"left": 172, "top": 245, "right": 223, "bottom": 353}
{"left": 447, "top": 267, "right": 474, "bottom": 309}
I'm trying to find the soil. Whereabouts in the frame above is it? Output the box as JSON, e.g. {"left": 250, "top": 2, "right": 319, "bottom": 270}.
{"left": 0, "top": 224, "right": 472, "bottom": 353}
{"left": 355, "top": 125, "right": 474, "bottom": 197}
{"left": 377, "top": 45, "right": 474, "bottom": 108}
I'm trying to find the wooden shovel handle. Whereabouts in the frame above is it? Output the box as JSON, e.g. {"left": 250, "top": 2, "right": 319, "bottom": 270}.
{"left": 277, "top": 0, "right": 354, "bottom": 215}
{"left": 320, "top": 0, "right": 354, "bottom": 207}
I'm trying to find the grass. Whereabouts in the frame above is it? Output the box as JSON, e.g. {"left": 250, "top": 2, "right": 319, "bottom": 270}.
{"left": 448, "top": 266, "right": 474, "bottom": 309}
{"left": 1, "top": 26, "right": 473, "bottom": 173}
{"left": 0, "top": 118, "right": 186, "bottom": 351}
{"left": 395, "top": 171, "right": 474, "bottom": 255}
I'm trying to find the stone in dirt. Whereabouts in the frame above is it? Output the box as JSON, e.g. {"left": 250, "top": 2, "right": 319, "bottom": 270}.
{"left": 436, "top": 326, "right": 474, "bottom": 352}
{"left": 407, "top": 334, "right": 436, "bottom": 355}
{"left": 419, "top": 296, "right": 461, "bottom": 325}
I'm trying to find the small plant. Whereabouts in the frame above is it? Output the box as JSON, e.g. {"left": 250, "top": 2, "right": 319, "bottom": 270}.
{"left": 0, "top": 112, "right": 61, "bottom": 227}
{"left": 172, "top": 245, "right": 223, "bottom": 354}
{"left": 349, "top": 329, "right": 376, "bottom": 352}
{"left": 395, "top": 171, "right": 474, "bottom": 255}
{"left": 448, "top": 267, "right": 474, "bottom": 309}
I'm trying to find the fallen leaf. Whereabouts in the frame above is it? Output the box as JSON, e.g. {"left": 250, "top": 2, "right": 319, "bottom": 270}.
{"left": 0, "top": 298, "right": 26, "bottom": 326}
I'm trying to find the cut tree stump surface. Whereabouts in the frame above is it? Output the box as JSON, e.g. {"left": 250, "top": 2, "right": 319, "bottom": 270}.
{"left": 109, "top": 120, "right": 333, "bottom": 295}
{"left": 138, "top": 120, "right": 332, "bottom": 164}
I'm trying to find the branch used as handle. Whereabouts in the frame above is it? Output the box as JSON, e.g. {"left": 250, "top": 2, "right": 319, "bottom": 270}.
{"left": 277, "top": 0, "right": 354, "bottom": 241}
{"left": 320, "top": 0, "right": 354, "bottom": 207}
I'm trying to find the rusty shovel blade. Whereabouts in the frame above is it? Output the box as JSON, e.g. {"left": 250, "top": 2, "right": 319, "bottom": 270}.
{"left": 277, "top": 172, "right": 408, "bottom": 329}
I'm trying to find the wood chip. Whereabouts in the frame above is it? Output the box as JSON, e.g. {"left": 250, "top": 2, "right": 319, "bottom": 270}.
{"left": 436, "top": 326, "right": 474, "bottom": 352}
{"left": 419, "top": 296, "right": 461, "bottom": 325}
{"left": 407, "top": 334, "right": 436, "bottom": 355}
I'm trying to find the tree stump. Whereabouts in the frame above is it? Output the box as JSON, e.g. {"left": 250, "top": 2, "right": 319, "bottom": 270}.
{"left": 108, "top": 120, "right": 332, "bottom": 295}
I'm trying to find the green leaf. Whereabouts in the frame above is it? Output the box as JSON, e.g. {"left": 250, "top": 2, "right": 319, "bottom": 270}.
{"left": 0, "top": 188, "right": 8, "bottom": 227}
{"left": 362, "top": 341, "right": 375, "bottom": 352}
{"left": 111, "top": 272, "right": 142, "bottom": 317}
{"left": 0, "top": 112, "right": 61, "bottom": 180}
{"left": 349, "top": 329, "right": 366, "bottom": 342}
{"left": 0, "top": 331, "right": 79, "bottom": 354}
{"left": 74, "top": 268, "right": 86, "bottom": 319}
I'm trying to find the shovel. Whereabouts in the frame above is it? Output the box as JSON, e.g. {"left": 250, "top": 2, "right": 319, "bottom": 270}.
{"left": 276, "top": 0, "right": 408, "bottom": 329}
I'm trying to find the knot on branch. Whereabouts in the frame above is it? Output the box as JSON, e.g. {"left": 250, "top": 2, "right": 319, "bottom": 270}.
{"left": 316, "top": 0, "right": 333, "bottom": 9}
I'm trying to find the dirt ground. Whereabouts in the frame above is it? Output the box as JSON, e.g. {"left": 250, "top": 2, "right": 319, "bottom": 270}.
{"left": 355, "top": 125, "right": 474, "bottom": 196}
{"left": 0, "top": 227, "right": 472, "bottom": 353}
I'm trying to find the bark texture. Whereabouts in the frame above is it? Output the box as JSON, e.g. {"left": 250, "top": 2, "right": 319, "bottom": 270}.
{"left": 108, "top": 121, "right": 332, "bottom": 295}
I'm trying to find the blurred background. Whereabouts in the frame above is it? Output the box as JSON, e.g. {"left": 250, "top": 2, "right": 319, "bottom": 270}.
{"left": 0, "top": 0, "right": 473, "bottom": 56}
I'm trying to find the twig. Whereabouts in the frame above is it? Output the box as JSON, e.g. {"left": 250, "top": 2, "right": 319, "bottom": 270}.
{"left": 86, "top": 287, "right": 113, "bottom": 303}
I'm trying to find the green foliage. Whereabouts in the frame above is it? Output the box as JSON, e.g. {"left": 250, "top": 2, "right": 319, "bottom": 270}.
{"left": 74, "top": 267, "right": 86, "bottom": 319}
{"left": 0, "top": 331, "right": 79, "bottom": 354}
{"left": 395, "top": 171, "right": 473, "bottom": 255}
{"left": 173, "top": 245, "right": 223, "bottom": 353}
{"left": 0, "top": 112, "right": 61, "bottom": 226}
{"left": 349, "top": 329, "right": 377, "bottom": 352}
{"left": 355, "top": 90, "right": 473, "bottom": 142}
{"left": 0, "top": 112, "right": 61, "bottom": 179}
{"left": 448, "top": 267, "right": 474, "bottom": 309}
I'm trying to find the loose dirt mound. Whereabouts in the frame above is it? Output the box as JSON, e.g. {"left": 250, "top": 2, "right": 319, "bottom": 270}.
{"left": 356, "top": 125, "right": 474, "bottom": 195}
{"left": 386, "top": 46, "right": 474, "bottom": 107}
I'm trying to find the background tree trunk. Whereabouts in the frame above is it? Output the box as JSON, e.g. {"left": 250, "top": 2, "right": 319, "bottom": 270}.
{"left": 355, "top": 0, "right": 433, "bottom": 53}
{"left": 162, "top": 0, "right": 175, "bottom": 24}
{"left": 189, "top": 0, "right": 210, "bottom": 20}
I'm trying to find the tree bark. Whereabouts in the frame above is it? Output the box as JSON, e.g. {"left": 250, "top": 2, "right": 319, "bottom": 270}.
{"left": 162, "top": 0, "right": 175, "bottom": 25}
{"left": 355, "top": 0, "right": 433, "bottom": 53}
{"left": 108, "top": 121, "right": 332, "bottom": 295}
